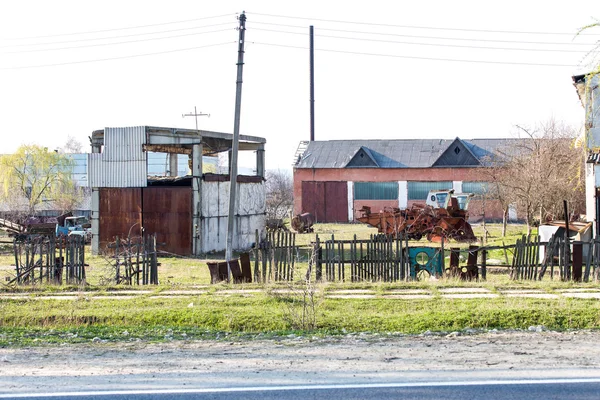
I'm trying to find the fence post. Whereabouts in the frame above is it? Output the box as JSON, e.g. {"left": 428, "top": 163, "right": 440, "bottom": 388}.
{"left": 315, "top": 235, "right": 322, "bottom": 282}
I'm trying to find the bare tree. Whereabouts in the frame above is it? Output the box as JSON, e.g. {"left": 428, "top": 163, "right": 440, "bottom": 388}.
{"left": 265, "top": 169, "right": 293, "bottom": 220}
{"left": 59, "top": 136, "right": 84, "bottom": 154}
{"left": 476, "top": 161, "right": 513, "bottom": 237}
{"left": 494, "top": 120, "right": 585, "bottom": 234}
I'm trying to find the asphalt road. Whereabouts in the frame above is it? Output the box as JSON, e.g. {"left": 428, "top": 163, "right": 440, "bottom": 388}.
{"left": 4, "top": 380, "right": 600, "bottom": 400}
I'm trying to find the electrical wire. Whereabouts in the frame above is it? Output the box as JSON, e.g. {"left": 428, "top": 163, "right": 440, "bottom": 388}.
{"left": 0, "top": 41, "right": 235, "bottom": 70}
{"left": 247, "top": 11, "right": 600, "bottom": 36}
{"left": 3, "top": 28, "right": 235, "bottom": 54}
{"left": 250, "top": 27, "right": 590, "bottom": 53}
{"left": 250, "top": 20, "right": 599, "bottom": 47}
{"left": 0, "top": 22, "right": 236, "bottom": 49}
{"left": 250, "top": 41, "right": 577, "bottom": 67}
{"left": 2, "top": 13, "right": 237, "bottom": 41}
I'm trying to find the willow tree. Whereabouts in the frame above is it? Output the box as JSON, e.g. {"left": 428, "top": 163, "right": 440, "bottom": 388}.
{"left": 0, "top": 145, "right": 75, "bottom": 216}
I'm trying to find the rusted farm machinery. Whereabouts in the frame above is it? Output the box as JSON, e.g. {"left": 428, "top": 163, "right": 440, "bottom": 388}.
{"left": 357, "top": 190, "right": 476, "bottom": 242}
{"left": 291, "top": 212, "right": 315, "bottom": 233}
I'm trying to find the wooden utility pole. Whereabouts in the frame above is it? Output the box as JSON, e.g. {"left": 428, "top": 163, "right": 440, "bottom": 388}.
{"left": 225, "top": 11, "right": 247, "bottom": 280}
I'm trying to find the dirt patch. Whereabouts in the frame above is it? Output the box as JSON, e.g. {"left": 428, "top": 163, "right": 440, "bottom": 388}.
{"left": 1, "top": 331, "right": 600, "bottom": 393}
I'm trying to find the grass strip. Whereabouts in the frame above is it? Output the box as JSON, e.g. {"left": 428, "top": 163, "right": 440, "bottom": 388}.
{"left": 1, "top": 295, "right": 599, "bottom": 347}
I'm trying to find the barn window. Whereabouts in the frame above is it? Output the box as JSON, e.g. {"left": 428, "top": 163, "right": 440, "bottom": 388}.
{"left": 354, "top": 182, "right": 398, "bottom": 200}
{"left": 407, "top": 181, "right": 452, "bottom": 200}
{"left": 462, "top": 181, "right": 489, "bottom": 195}
{"left": 454, "top": 147, "right": 461, "bottom": 154}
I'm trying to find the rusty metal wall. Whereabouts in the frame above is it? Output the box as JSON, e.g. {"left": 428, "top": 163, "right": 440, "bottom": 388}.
{"left": 99, "top": 188, "right": 142, "bottom": 251}
{"left": 142, "top": 187, "right": 192, "bottom": 255}
{"left": 301, "top": 181, "right": 348, "bottom": 223}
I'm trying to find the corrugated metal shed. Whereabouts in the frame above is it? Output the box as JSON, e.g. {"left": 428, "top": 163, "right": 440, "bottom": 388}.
{"left": 103, "top": 126, "right": 146, "bottom": 161}
{"left": 294, "top": 138, "right": 520, "bottom": 169}
{"left": 88, "top": 154, "right": 148, "bottom": 188}
{"left": 88, "top": 126, "right": 148, "bottom": 187}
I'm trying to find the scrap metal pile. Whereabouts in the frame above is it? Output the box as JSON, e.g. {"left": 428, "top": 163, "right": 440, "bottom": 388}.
{"left": 357, "top": 190, "right": 476, "bottom": 242}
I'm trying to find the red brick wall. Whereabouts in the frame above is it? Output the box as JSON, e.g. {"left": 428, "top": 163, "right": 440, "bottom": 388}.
{"left": 294, "top": 167, "right": 511, "bottom": 221}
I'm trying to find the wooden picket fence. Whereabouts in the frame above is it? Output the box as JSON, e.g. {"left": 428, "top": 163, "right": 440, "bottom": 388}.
{"left": 252, "top": 230, "right": 297, "bottom": 283}
{"left": 511, "top": 233, "right": 600, "bottom": 282}
{"left": 251, "top": 229, "right": 600, "bottom": 284}
{"left": 311, "top": 234, "right": 410, "bottom": 282}
{"left": 107, "top": 235, "right": 158, "bottom": 285}
{"left": 11, "top": 235, "right": 86, "bottom": 285}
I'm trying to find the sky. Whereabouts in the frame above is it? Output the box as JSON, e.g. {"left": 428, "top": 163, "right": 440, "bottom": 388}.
{"left": 0, "top": 1, "right": 599, "bottom": 172}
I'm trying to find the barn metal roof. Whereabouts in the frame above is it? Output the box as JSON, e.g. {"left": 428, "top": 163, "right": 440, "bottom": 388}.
{"left": 294, "top": 138, "right": 519, "bottom": 169}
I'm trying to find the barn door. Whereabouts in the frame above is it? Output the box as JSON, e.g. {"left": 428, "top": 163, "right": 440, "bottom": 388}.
{"left": 302, "top": 181, "right": 348, "bottom": 223}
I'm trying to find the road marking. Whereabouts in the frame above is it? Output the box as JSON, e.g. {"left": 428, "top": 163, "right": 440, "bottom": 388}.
{"left": 3, "top": 378, "right": 600, "bottom": 398}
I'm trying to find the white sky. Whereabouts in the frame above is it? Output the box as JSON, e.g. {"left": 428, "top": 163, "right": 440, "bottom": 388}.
{"left": 0, "top": 1, "right": 598, "bottom": 172}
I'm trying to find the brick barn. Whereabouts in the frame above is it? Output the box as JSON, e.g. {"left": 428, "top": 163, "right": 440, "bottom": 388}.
{"left": 292, "top": 137, "right": 518, "bottom": 223}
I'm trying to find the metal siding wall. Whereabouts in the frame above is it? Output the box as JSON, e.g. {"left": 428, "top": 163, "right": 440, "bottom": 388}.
{"left": 88, "top": 127, "right": 148, "bottom": 188}
{"left": 103, "top": 126, "right": 146, "bottom": 161}
{"left": 98, "top": 188, "right": 142, "bottom": 250}
{"left": 142, "top": 187, "right": 192, "bottom": 255}
{"left": 325, "top": 181, "right": 348, "bottom": 222}
{"left": 301, "top": 181, "right": 348, "bottom": 223}
{"left": 301, "top": 181, "right": 326, "bottom": 222}
{"left": 88, "top": 154, "right": 147, "bottom": 188}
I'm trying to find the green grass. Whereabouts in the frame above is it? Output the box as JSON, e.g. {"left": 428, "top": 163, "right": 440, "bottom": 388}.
{"left": 0, "top": 222, "right": 598, "bottom": 347}
{"left": 1, "top": 294, "right": 599, "bottom": 347}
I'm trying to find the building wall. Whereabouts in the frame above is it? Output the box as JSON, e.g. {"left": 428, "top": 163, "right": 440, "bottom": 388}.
{"left": 294, "top": 167, "right": 496, "bottom": 219}
{"left": 586, "top": 75, "right": 600, "bottom": 233}
{"left": 93, "top": 180, "right": 265, "bottom": 255}
{"left": 201, "top": 180, "right": 266, "bottom": 253}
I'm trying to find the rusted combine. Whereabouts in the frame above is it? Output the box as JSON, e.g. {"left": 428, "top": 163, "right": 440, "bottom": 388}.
{"left": 357, "top": 190, "right": 476, "bottom": 242}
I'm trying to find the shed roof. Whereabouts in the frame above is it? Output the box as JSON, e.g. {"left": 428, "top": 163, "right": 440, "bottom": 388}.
{"left": 294, "top": 138, "right": 519, "bottom": 169}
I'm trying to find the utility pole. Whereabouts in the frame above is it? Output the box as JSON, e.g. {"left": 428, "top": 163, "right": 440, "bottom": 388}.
{"left": 182, "top": 106, "right": 210, "bottom": 133}
{"left": 225, "top": 11, "right": 246, "bottom": 280}
{"left": 309, "top": 25, "right": 315, "bottom": 141}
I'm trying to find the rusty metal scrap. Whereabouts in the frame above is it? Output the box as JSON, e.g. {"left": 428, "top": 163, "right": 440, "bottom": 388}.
{"left": 291, "top": 212, "right": 315, "bottom": 233}
{"left": 357, "top": 200, "right": 476, "bottom": 243}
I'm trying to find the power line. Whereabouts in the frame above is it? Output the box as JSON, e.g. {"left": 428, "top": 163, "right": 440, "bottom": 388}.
{"left": 251, "top": 41, "right": 577, "bottom": 67}
{"left": 248, "top": 11, "right": 600, "bottom": 36}
{"left": 251, "top": 20, "right": 599, "bottom": 46}
{"left": 0, "top": 22, "right": 235, "bottom": 49}
{"left": 2, "top": 13, "right": 236, "bottom": 41}
{"left": 0, "top": 41, "right": 235, "bottom": 70}
{"left": 3, "top": 28, "right": 234, "bottom": 54}
{"left": 251, "top": 27, "right": 590, "bottom": 53}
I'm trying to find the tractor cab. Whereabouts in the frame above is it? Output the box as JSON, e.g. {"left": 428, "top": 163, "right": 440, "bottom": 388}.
{"left": 425, "top": 190, "right": 454, "bottom": 209}
{"left": 453, "top": 193, "right": 475, "bottom": 211}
